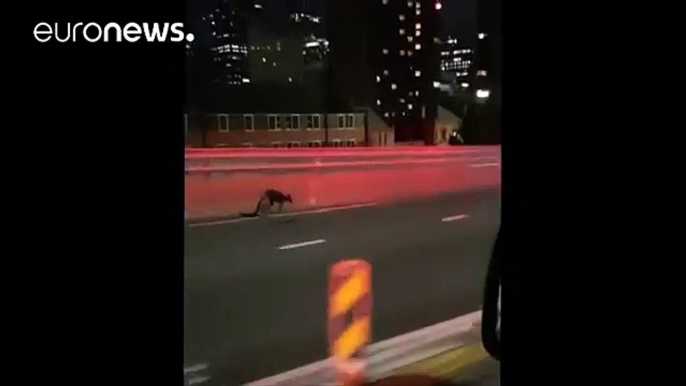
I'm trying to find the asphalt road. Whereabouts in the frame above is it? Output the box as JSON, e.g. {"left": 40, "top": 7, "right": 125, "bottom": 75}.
{"left": 184, "top": 189, "right": 501, "bottom": 385}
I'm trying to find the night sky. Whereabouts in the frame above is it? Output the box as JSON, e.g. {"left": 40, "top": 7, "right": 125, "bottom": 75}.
{"left": 189, "top": 0, "right": 477, "bottom": 45}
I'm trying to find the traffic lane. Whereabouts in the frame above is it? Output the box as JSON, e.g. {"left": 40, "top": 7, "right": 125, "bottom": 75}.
{"left": 184, "top": 190, "right": 500, "bottom": 384}
{"left": 184, "top": 189, "right": 500, "bottom": 278}
{"left": 183, "top": 190, "right": 500, "bottom": 384}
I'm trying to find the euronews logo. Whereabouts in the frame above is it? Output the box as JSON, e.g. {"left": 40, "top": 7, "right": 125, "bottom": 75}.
{"left": 33, "top": 22, "right": 195, "bottom": 43}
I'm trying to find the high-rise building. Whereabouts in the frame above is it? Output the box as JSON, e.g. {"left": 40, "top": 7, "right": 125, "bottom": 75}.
{"left": 196, "top": 0, "right": 251, "bottom": 85}
{"left": 329, "top": 0, "right": 443, "bottom": 144}
{"left": 473, "top": 0, "right": 501, "bottom": 106}
{"left": 303, "top": 36, "right": 329, "bottom": 65}
{"left": 440, "top": 37, "right": 474, "bottom": 86}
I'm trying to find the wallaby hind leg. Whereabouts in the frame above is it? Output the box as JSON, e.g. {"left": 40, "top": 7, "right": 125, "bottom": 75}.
{"left": 258, "top": 198, "right": 269, "bottom": 216}
{"left": 265, "top": 200, "right": 275, "bottom": 215}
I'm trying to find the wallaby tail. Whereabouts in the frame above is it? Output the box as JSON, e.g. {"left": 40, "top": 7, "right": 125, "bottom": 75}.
{"left": 239, "top": 195, "right": 266, "bottom": 218}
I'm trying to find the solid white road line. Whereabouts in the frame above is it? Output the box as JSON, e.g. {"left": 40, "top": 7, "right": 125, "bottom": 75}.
{"left": 272, "top": 202, "right": 378, "bottom": 218}
{"left": 189, "top": 217, "right": 259, "bottom": 227}
{"left": 442, "top": 214, "right": 470, "bottom": 222}
{"left": 183, "top": 363, "right": 208, "bottom": 374}
{"left": 469, "top": 162, "right": 499, "bottom": 168}
{"left": 188, "top": 202, "right": 378, "bottom": 228}
{"left": 278, "top": 239, "right": 327, "bottom": 250}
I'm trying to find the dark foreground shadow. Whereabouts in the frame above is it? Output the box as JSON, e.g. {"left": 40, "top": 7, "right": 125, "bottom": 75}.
{"left": 366, "top": 375, "right": 459, "bottom": 386}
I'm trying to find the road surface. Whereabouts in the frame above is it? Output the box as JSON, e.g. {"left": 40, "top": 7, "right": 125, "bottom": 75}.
{"left": 184, "top": 189, "right": 501, "bottom": 385}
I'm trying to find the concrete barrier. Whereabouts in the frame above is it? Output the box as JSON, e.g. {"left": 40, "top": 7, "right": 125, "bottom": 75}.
{"left": 185, "top": 147, "right": 501, "bottom": 221}
{"left": 243, "top": 311, "right": 483, "bottom": 386}
{"left": 185, "top": 147, "right": 500, "bottom": 169}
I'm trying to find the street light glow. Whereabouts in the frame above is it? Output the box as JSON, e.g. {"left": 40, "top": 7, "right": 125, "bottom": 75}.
{"left": 435, "top": 2, "right": 442, "bottom": 10}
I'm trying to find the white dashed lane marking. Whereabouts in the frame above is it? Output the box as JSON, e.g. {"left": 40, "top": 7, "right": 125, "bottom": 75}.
{"left": 184, "top": 363, "right": 208, "bottom": 374}
{"left": 278, "top": 239, "right": 327, "bottom": 250}
{"left": 441, "top": 214, "right": 470, "bottom": 222}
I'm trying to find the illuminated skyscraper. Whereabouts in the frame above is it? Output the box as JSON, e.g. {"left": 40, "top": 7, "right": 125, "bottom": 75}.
{"left": 329, "top": 0, "right": 443, "bottom": 144}
{"left": 196, "top": 0, "right": 250, "bottom": 85}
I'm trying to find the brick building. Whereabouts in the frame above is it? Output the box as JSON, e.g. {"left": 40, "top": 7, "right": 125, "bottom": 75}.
{"left": 185, "top": 111, "right": 374, "bottom": 148}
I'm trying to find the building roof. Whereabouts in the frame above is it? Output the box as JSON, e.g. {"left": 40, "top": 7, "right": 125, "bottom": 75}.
{"left": 365, "top": 107, "right": 393, "bottom": 133}
{"left": 437, "top": 105, "right": 463, "bottom": 127}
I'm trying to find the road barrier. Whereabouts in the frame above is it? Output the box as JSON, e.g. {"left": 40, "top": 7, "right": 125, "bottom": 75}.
{"left": 328, "top": 260, "right": 373, "bottom": 386}
{"left": 184, "top": 146, "right": 501, "bottom": 221}
{"left": 185, "top": 146, "right": 501, "bottom": 172}
{"left": 245, "top": 311, "right": 483, "bottom": 386}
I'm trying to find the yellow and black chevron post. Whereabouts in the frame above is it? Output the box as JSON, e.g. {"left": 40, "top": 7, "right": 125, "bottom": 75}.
{"left": 328, "top": 259, "right": 372, "bottom": 386}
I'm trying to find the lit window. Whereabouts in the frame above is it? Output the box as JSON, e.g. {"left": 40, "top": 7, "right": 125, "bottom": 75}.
{"left": 435, "top": 2, "right": 442, "bottom": 10}
{"left": 408, "top": 36, "right": 413, "bottom": 42}
{"left": 399, "top": 29, "right": 405, "bottom": 35}
{"left": 262, "top": 57, "right": 266, "bottom": 63}
{"left": 383, "top": 69, "right": 389, "bottom": 76}
{"left": 416, "top": 9, "right": 421, "bottom": 15}
{"left": 384, "top": 112, "right": 389, "bottom": 118}
{"left": 408, "top": 104, "right": 413, "bottom": 110}
{"left": 479, "top": 33, "right": 487, "bottom": 39}
{"left": 415, "top": 43, "right": 421, "bottom": 50}
{"left": 382, "top": 48, "right": 389, "bottom": 54}
{"left": 415, "top": 90, "right": 420, "bottom": 96}
{"left": 477, "top": 70, "right": 487, "bottom": 76}
{"left": 416, "top": 1, "right": 421, "bottom": 8}
{"left": 476, "top": 89, "right": 490, "bottom": 99}
{"left": 391, "top": 83, "right": 397, "bottom": 90}
{"left": 399, "top": 15, "right": 405, "bottom": 21}
{"left": 415, "top": 70, "right": 421, "bottom": 77}
{"left": 400, "top": 98, "right": 405, "bottom": 103}
{"left": 376, "top": 75, "right": 381, "bottom": 82}
{"left": 377, "top": 99, "right": 381, "bottom": 106}
{"left": 416, "top": 30, "right": 421, "bottom": 36}
{"left": 408, "top": 1, "right": 413, "bottom": 7}
{"left": 400, "top": 50, "right": 406, "bottom": 56}
{"left": 461, "top": 83, "right": 469, "bottom": 88}
{"left": 408, "top": 50, "right": 413, "bottom": 56}
{"left": 382, "top": 0, "right": 388, "bottom": 4}
{"left": 416, "top": 23, "right": 421, "bottom": 29}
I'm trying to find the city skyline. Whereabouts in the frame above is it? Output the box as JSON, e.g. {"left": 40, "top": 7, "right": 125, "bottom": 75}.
{"left": 188, "top": 0, "right": 478, "bottom": 44}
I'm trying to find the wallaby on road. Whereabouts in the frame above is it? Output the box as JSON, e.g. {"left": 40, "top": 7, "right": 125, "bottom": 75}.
{"left": 239, "top": 189, "right": 293, "bottom": 218}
